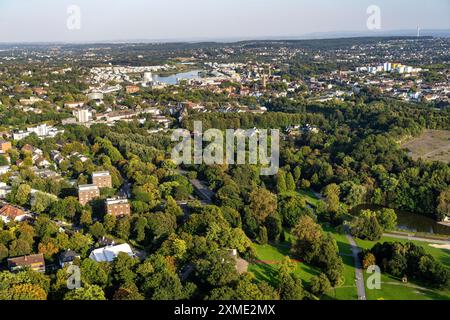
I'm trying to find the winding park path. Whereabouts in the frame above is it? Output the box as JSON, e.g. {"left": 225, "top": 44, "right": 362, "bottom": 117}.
{"left": 312, "top": 190, "right": 367, "bottom": 299}
{"left": 344, "top": 226, "right": 367, "bottom": 300}
{"left": 383, "top": 232, "right": 450, "bottom": 245}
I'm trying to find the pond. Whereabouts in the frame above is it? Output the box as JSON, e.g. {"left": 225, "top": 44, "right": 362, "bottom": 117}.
{"left": 153, "top": 70, "right": 203, "bottom": 85}
{"left": 351, "top": 205, "right": 450, "bottom": 236}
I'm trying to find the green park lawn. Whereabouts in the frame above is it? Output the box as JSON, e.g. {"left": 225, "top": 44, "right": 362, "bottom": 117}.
{"left": 355, "top": 236, "right": 450, "bottom": 268}
{"left": 322, "top": 227, "right": 358, "bottom": 300}
{"left": 249, "top": 189, "right": 450, "bottom": 300}
{"left": 365, "top": 273, "right": 449, "bottom": 300}
{"left": 249, "top": 227, "right": 450, "bottom": 300}
{"left": 248, "top": 228, "right": 358, "bottom": 300}
{"left": 297, "top": 189, "right": 320, "bottom": 207}
{"left": 248, "top": 239, "right": 320, "bottom": 288}
{"left": 354, "top": 236, "right": 450, "bottom": 300}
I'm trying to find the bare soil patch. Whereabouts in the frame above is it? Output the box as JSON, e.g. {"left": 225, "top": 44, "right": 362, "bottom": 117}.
{"left": 401, "top": 130, "right": 450, "bottom": 163}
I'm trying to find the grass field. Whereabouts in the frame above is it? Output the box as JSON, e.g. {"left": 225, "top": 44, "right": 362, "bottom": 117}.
{"left": 297, "top": 189, "right": 321, "bottom": 207}
{"left": 401, "top": 129, "right": 450, "bottom": 163}
{"left": 249, "top": 188, "right": 450, "bottom": 300}
{"left": 355, "top": 236, "right": 450, "bottom": 269}
{"left": 248, "top": 237, "right": 321, "bottom": 288}
{"left": 354, "top": 236, "right": 450, "bottom": 300}
{"left": 249, "top": 228, "right": 450, "bottom": 300}
{"left": 249, "top": 228, "right": 358, "bottom": 300}
{"left": 323, "top": 227, "right": 358, "bottom": 300}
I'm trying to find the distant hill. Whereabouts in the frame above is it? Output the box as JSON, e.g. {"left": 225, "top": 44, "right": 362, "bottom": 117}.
{"left": 290, "top": 29, "right": 450, "bottom": 40}
{"left": 0, "top": 29, "right": 449, "bottom": 46}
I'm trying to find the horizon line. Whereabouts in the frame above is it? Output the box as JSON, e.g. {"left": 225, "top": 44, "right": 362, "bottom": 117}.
{"left": 1, "top": 28, "right": 449, "bottom": 45}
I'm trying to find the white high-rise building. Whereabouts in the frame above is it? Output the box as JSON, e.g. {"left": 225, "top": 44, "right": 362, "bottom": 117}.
{"left": 143, "top": 72, "right": 153, "bottom": 83}
{"left": 405, "top": 66, "right": 413, "bottom": 73}
{"left": 142, "top": 72, "right": 153, "bottom": 87}
{"left": 383, "top": 63, "right": 392, "bottom": 72}
{"left": 74, "top": 109, "right": 93, "bottom": 123}
{"left": 397, "top": 66, "right": 406, "bottom": 74}
{"left": 27, "top": 124, "right": 49, "bottom": 137}
{"left": 368, "top": 66, "right": 378, "bottom": 74}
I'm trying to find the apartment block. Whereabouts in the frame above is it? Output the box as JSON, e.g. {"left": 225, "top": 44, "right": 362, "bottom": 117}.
{"left": 78, "top": 184, "right": 100, "bottom": 205}
{"left": 106, "top": 198, "right": 131, "bottom": 217}
{"left": 92, "top": 171, "right": 112, "bottom": 189}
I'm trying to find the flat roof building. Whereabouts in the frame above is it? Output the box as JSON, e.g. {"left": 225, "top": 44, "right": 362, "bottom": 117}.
{"left": 106, "top": 198, "right": 131, "bottom": 217}
{"left": 78, "top": 184, "right": 100, "bottom": 206}
{"left": 92, "top": 171, "right": 112, "bottom": 189}
{"left": 89, "top": 243, "right": 134, "bottom": 263}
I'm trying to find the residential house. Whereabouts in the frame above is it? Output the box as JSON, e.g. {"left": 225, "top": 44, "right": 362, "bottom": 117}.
{"left": 33, "top": 87, "right": 47, "bottom": 96}
{"left": 0, "top": 165, "right": 11, "bottom": 175}
{"left": 125, "top": 85, "right": 140, "bottom": 94}
{"left": 64, "top": 102, "right": 85, "bottom": 109}
{"left": 89, "top": 243, "right": 135, "bottom": 263}
{"left": 0, "top": 140, "right": 12, "bottom": 154}
{"left": 59, "top": 250, "right": 81, "bottom": 268}
{"left": 0, "top": 182, "right": 12, "bottom": 199}
{"left": 0, "top": 204, "right": 29, "bottom": 223}
{"left": 19, "top": 97, "right": 43, "bottom": 106}
{"left": 7, "top": 254, "right": 45, "bottom": 273}
{"left": 34, "top": 156, "right": 51, "bottom": 168}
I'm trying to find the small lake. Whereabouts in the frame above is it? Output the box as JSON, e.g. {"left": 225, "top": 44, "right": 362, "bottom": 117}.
{"left": 352, "top": 205, "right": 450, "bottom": 236}
{"left": 153, "top": 70, "right": 202, "bottom": 85}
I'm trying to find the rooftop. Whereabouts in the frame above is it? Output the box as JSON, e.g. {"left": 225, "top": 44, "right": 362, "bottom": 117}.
{"left": 0, "top": 204, "right": 26, "bottom": 219}
{"left": 92, "top": 171, "right": 110, "bottom": 177}
{"left": 106, "top": 198, "right": 129, "bottom": 205}
{"left": 8, "top": 253, "right": 45, "bottom": 268}
{"left": 78, "top": 184, "right": 99, "bottom": 191}
{"left": 59, "top": 250, "right": 81, "bottom": 263}
{"left": 89, "top": 243, "right": 134, "bottom": 263}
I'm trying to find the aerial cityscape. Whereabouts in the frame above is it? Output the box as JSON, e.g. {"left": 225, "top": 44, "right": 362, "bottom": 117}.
{"left": 0, "top": 0, "right": 449, "bottom": 311}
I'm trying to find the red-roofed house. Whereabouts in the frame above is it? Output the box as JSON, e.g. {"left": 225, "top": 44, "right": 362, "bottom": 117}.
{"left": 8, "top": 254, "right": 45, "bottom": 273}
{"left": 0, "top": 204, "right": 29, "bottom": 223}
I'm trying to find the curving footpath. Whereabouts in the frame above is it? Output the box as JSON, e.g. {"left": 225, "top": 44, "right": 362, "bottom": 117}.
{"left": 344, "top": 226, "right": 367, "bottom": 300}
{"left": 383, "top": 232, "right": 450, "bottom": 245}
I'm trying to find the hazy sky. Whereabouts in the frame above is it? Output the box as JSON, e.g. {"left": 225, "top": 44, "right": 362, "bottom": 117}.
{"left": 1, "top": 0, "right": 449, "bottom": 42}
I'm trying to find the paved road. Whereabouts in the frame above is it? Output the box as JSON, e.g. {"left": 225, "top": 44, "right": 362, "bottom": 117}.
{"left": 312, "top": 190, "right": 323, "bottom": 200}
{"left": 180, "top": 264, "right": 195, "bottom": 281}
{"left": 190, "top": 179, "right": 214, "bottom": 204}
{"left": 119, "top": 179, "right": 132, "bottom": 198}
{"left": 383, "top": 232, "right": 450, "bottom": 244}
{"left": 344, "top": 226, "right": 367, "bottom": 300}
{"left": 175, "top": 169, "right": 214, "bottom": 204}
